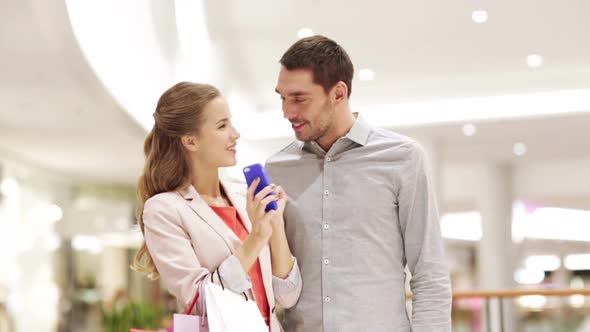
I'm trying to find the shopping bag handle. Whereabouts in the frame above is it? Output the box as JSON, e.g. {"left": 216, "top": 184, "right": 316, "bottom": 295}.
{"left": 212, "top": 267, "right": 249, "bottom": 301}
{"left": 184, "top": 286, "right": 200, "bottom": 315}
{"left": 186, "top": 267, "right": 252, "bottom": 315}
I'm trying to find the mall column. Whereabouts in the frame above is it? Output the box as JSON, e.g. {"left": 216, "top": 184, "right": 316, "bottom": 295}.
{"left": 477, "top": 163, "right": 517, "bottom": 332}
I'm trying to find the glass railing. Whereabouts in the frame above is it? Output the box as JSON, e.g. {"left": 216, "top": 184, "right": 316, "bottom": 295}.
{"left": 450, "top": 288, "right": 590, "bottom": 332}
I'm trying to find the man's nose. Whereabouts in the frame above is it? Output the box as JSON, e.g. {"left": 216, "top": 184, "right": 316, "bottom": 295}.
{"left": 283, "top": 106, "right": 298, "bottom": 121}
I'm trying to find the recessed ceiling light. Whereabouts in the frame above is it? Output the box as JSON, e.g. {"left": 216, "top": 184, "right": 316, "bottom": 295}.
{"left": 358, "top": 68, "right": 375, "bottom": 81}
{"left": 297, "top": 28, "right": 314, "bottom": 39}
{"left": 527, "top": 54, "right": 543, "bottom": 68}
{"left": 462, "top": 123, "right": 477, "bottom": 136}
{"left": 513, "top": 142, "right": 527, "bottom": 156}
{"left": 471, "top": 10, "right": 488, "bottom": 23}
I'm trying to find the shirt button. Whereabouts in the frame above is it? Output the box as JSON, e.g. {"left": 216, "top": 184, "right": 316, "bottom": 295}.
{"left": 324, "top": 259, "right": 330, "bottom": 265}
{"left": 323, "top": 223, "right": 330, "bottom": 230}
{"left": 325, "top": 296, "right": 331, "bottom": 303}
{"left": 326, "top": 157, "right": 332, "bottom": 162}
{"left": 324, "top": 190, "right": 329, "bottom": 196}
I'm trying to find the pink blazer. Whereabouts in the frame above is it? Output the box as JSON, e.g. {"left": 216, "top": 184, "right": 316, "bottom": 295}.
{"left": 142, "top": 181, "right": 301, "bottom": 331}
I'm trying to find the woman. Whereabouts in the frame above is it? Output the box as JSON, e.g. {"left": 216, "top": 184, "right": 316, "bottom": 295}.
{"left": 133, "top": 82, "right": 302, "bottom": 331}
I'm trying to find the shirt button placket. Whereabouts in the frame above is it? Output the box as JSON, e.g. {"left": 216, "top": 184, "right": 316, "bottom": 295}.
{"left": 322, "top": 154, "right": 332, "bottom": 322}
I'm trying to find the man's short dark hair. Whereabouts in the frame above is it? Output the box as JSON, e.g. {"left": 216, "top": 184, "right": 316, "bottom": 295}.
{"left": 279, "top": 35, "right": 354, "bottom": 98}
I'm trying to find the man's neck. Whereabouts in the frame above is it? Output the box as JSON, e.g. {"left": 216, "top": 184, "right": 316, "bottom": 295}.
{"left": 316, "top": 110, "right": 356, "bottom": 151}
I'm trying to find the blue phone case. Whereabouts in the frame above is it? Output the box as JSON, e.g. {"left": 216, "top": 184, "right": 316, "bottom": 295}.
{"left": 243, "top": 163, "right": 278, "bottom": 212}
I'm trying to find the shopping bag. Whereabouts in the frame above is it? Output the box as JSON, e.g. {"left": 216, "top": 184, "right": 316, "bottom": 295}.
{"left": 130, "top": 284, "right": 207, "bottom": 332}
{"left": 173, "top": 285, "right": 208, "bottom": 332}
{"left": 204, "top": 282, "right": 267, "bottom": 332}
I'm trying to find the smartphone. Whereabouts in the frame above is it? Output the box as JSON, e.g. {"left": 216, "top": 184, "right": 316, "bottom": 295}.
{"left": 243, "top": 163, "right": 278, "bottom": 212}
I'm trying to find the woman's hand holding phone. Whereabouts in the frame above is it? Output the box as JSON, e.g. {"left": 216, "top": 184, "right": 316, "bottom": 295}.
{"left": 246, "top": 177, "right": 278, "bottom": 242}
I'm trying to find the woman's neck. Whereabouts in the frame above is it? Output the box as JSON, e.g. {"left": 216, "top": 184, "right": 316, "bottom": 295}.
{"left": 190, "top": 162, "right": 221, "bottom": 197}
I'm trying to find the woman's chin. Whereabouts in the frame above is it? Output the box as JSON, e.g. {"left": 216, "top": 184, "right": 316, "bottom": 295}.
{"left": 221, "top": 157, "right": 238, "bottom": 167}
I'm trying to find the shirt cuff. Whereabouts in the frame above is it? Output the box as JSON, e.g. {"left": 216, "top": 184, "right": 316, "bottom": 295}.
{"left": 217, "top": 255, "right": 252, "bottom": 293}
{"left": 272, "top": 256, "right": 300, "bottom": 289}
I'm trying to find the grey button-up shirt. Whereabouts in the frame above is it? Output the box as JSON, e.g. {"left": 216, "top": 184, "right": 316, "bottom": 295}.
{"left": 266, "top": 113, "right": 452, "bottom": 332}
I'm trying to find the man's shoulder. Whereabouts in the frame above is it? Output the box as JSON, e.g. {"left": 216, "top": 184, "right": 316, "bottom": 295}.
{"left": 368, "top": 127, "right": 422, "bottom": 153}
{"left": 370, "top": 126, "right": 412, "bottom": 143}
{"left": 266, "top": 140, "right": 305, "bottom": 165}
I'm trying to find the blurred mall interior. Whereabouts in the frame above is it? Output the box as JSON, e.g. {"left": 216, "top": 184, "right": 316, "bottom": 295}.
{"left": 1, "top": 0, "right": 589, "bottom": 331}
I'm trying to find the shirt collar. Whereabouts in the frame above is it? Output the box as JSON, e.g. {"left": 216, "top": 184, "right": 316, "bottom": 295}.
{"left": 345, "top": 112, "right": 370, "bottom": 146}
{"left": 303, "top": 112, "right": 371, "bottom": 155}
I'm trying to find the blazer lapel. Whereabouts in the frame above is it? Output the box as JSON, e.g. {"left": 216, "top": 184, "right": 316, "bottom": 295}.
{"left": 178, "top": 185, "right": 241, "bottom": 253}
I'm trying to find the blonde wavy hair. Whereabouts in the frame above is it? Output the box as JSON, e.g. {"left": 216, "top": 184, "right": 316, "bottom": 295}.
{"left": 132, "top": 82, "right": 220, "bottom": 280}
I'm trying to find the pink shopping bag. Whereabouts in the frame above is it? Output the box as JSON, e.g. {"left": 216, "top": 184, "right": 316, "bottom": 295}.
{"left": 172, "top": 287, "right": 208, "bottom": 332}
{"left": 130, "top": 287, "right": 206, "bottom": 332}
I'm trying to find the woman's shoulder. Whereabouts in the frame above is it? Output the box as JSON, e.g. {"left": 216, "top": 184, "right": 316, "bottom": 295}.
{"left": 147, "top": 190, "right": 182, "bottom": 203}
{"left": 144, "top": 190, "right": 184, "bottom": 213}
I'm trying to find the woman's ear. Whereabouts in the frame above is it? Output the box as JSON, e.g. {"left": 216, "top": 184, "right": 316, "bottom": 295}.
{"left": 181, "top": 135, "right": 199, "bottom": 152}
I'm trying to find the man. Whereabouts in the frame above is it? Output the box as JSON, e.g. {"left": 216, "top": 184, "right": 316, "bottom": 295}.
{"left": 266, "top": 35, "right": 452, "bottom": 331}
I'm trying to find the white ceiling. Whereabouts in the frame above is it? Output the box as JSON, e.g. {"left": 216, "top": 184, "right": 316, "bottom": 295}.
{"left": 0, "top": 0, "right": 144, "bottom": 184}
{"left": 0, "top": 0, "right": 589, "bottom": 184}
{"left": 205, "top": 0, "right": 590, "bottom": 110}
{"left": 401, "top": 112, "right": 590, "bottom": 163}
